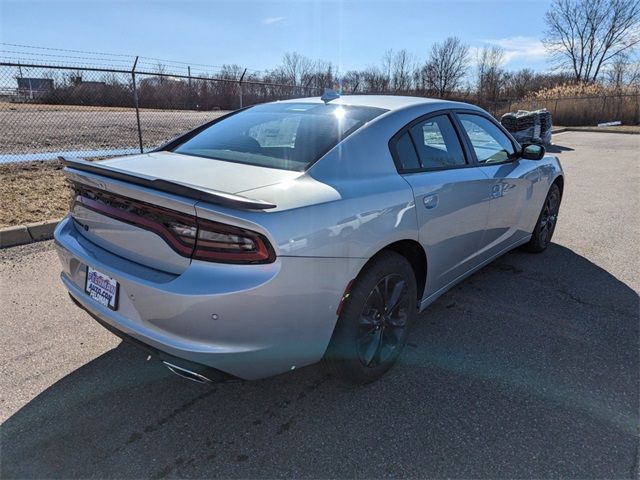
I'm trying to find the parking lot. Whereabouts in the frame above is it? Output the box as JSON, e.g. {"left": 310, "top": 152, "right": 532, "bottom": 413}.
{"left": 1, "top": 131, "right": 638, "bottom": 478}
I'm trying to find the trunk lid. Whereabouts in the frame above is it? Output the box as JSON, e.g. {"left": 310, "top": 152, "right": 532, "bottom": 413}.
{"left": 103, "top": 151, "right": 301, "bottom": 194}
{"left": 65, "top": 153, "right": 294, "bottom": 274}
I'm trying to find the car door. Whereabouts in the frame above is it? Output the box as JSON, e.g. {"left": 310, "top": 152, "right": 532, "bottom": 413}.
{"left": 390, "top": 112, "right": 491, "bottom": 298}
{"left": 454, "top": 112, "right": 537, "bottom": 259}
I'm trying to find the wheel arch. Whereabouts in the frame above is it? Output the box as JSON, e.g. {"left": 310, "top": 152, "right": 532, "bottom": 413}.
{"left": 357, "top": 239, "right": 428, "bottom": 302}
{"left": 552, "top": 174, "right": 565, "bottom": 196}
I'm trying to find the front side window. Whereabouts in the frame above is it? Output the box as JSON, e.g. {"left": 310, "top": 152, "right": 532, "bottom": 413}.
{"left": 172, "top": 103, "right": 387, "bottom": 171}
{"left": 457, "top": 114, "right": 516, "bottom": 164}
{"left": 409, "top": 115, "right": 466, "bottom": 168}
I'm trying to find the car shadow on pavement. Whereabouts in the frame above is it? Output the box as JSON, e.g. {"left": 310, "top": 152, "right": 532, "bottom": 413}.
{"left": 546, "top": 144, "right": 575, "bottom": 153}
{"left": 2, "top": 244, "right": 638, "bottom": 479}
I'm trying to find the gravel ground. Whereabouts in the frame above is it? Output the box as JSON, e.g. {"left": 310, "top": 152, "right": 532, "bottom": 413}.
{"left": 0, "top": 131, "right": 638, "bottom": 478}
{"left": 0, "top": 103, "right": 229, "bottom": 154}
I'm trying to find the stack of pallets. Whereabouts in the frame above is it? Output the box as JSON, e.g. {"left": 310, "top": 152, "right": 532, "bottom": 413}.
{"left": 501, "top": 109, "right": 552, "bottom": 146}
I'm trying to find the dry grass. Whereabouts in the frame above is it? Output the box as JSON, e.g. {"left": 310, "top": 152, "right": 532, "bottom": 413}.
{"left": 519, "top": 83, "right": 640, "bottom": 126}
{"left": 528, "top": 83, "right": 639, "bottom": 100}
{"left": 0, "top": 160, "right": 69, "bottom": 227}
{"left": 504, "top": 96, "right": 640, "bottom": 127}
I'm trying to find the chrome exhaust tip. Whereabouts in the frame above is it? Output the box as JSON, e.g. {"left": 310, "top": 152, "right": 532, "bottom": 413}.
{"left": 163, "top": 361, "right": 212, "bottom": 384}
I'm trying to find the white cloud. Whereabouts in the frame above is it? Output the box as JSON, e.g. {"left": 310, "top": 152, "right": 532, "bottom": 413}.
{"left": 262, "top": 16, "right": 285, "bottom": 25}
{"left": 480, "top": 36, "right": 549, "bottom": 65}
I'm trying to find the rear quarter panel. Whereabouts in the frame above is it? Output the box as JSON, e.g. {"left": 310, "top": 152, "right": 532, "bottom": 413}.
{"left": 195, "top": 107, "right": 439, "bottom": 260}
{"left": 522, "top": 155, "right": 564, "bottom": 233}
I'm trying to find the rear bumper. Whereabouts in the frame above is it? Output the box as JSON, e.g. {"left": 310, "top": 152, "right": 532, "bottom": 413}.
{"left": 67, "top": 293, "right": 236, "bottom": 383}
{"left": 55, "top": 216, "right": 364, "bottom": 380}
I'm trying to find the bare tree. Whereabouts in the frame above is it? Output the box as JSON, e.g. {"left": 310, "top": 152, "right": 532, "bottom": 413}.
{"left": 391, "top": 49, "right": 415, "bottom": 92}
{"left": 218, "top": 64, "right": 245, "bottom": 80}
{"left": 154, "top": 62, "right": 167, "bottom": 84}
{"left": 606, "top": 53, "right": 640, "bottom": 87}
{"left": 423, "top": 37, "right": 470, "bottom": 97}
{"left": 503, "top": 68, "right": 536, "bottom": 99}
{"left": 477, "top": 46, "right": 506, "bottom": 102}
{"left": 381, "top": 50, "right": 394, "bottom": 88}
{"left": 544, "top": 0, "right": 640, "bottom": 82}
{"left": 308, "top": 60, "right": 335, "bottom": 91}
{"left": 501, "top": 69, "right": 575, "bottom": 99}
{"left": 361, "top": 66, "right": 390, "bottom": 93}
{"left": 342, "top": 70, "right": 363, "bottom": 93}
{"left": 378, "top": 49, "right": 416, "bottom": 92}
{"left": 279, "top": 52, "right": 314, "bottom": 86}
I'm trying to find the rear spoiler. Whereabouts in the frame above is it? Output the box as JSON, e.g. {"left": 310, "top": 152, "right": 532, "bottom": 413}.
{"left": 60, "top": 157, "right": 277, "bottom": 210}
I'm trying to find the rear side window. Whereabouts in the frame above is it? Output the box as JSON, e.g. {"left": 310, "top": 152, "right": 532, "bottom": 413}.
{"left": 394, "top": 133, "right": 421, "bottom": 170}
{"left": 409, "top": 115, "right": 466, "bottom": 168}
{"left": 457, "top": 114, "right": 516, "bottom": 164}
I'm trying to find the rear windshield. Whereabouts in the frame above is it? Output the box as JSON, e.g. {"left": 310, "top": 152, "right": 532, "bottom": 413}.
{"left": 172, "top": 102, "right": 387, "bottom": 171}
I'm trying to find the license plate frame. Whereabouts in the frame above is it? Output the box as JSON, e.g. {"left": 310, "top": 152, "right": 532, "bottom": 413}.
{"left": 84, "top": 266, "right": 119, "bottom": 311}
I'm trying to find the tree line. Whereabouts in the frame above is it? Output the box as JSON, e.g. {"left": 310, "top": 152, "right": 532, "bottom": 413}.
{"left": 29, "top": 0, "right": 639, "bottom": 111}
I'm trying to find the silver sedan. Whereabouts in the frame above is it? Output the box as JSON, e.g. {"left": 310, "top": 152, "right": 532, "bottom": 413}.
{"left": 55, "top": 94, "right": 564, "bottom": 384}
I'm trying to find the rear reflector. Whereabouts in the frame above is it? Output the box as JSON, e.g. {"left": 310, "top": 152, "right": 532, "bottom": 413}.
{"left": 71, "top": 183, "right": 275, "bottom": 264}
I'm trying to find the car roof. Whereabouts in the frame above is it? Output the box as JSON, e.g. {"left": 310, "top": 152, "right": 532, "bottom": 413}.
{"left": 276, "top": 94, "right": 480, "bottom": 112}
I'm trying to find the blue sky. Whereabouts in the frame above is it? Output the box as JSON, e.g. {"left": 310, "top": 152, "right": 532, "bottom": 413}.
{"left": 1, "top": 0, "right": 554, "bottom": 74}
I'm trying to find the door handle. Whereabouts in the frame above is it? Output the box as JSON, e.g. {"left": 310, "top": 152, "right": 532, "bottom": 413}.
{"left": 423, "top": 194, "right": 439, "bottom": 209}
{"left": 491, "top": 184, "right": 503, "bottom": 198}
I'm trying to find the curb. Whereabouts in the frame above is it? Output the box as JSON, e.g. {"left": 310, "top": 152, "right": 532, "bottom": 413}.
{"left": 0, "top": 219, "right": 61, "bottom": 249}
{"left": 553, "top": 127, "right": 639, "bottom": 135}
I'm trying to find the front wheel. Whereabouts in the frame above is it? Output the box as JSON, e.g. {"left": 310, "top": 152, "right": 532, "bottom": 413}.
{"left": 522, "top": 183, "right": 561, "bottom": 253}
{"left": 325, "top": 251, "right": 417, "bottom": 384}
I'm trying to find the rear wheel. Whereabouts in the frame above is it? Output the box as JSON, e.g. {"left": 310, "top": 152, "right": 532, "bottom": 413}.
{"left": 325, "top": 251, "right": 417, "bottom": 384}
{"left": 522, "top": 183, "right": 561, "bottom": 253}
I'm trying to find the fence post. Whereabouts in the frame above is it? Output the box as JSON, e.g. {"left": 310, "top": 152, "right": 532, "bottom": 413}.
{"left": 238, "top": 68, "right": 247, "bottom": 109}
{"left": 131, "top": 56, "right": 143, "bottom": 154}
{"left": 304, "top": 76, "right": 314, "bottom": 97}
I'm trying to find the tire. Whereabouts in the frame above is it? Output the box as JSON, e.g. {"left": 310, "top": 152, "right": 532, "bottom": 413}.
{"left": 522, "top": 183, "right": 561, "bottom": 253}
{"left": 325, "top": 251, "right": 417, "bottom": 384}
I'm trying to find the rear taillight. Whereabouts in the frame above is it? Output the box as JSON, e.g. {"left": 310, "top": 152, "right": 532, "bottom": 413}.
{"left": 193, "top": 219, "right": 274, "bottom": 263}
{"left": 71, "top": 183, "right": 275, "bottom": 264}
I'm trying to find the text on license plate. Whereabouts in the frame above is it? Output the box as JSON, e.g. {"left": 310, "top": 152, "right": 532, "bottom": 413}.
{"left": 85, "top": 266, "right": 119, "bottom": 310}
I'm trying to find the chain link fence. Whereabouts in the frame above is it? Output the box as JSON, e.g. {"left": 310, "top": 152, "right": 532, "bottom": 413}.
{"left": 485, "top": 94, "right": 640, "bottom": 127}
{"left": 0, "top": 62, "right": 322, "bottom": 162}
{"left": 2, "top": 60, "right": 639, "bottom": 163}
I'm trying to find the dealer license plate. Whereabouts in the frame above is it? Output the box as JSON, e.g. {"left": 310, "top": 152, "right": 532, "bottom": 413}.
{"left": 85, "top": 266, "right": 119, "bottom": 310}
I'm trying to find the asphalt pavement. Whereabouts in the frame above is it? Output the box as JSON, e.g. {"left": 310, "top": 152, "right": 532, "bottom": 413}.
{"left": 1, "top": 131, "right": 638, "bottom": 478}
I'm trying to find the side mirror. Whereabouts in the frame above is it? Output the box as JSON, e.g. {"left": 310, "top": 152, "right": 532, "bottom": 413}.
{"left": 521, "top": 143, "right": 545, "bottom": 160}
